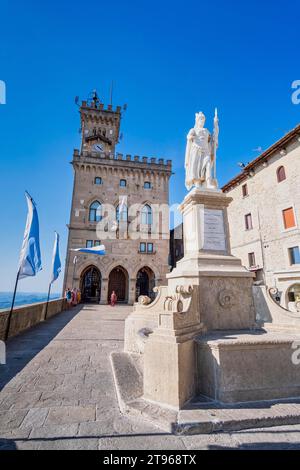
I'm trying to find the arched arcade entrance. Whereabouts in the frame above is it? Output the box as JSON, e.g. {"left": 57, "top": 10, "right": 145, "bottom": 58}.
{"left": 108, "top": 266, "right": 129, "bottom": 303}
{"left": 135, "top": 267, "right": 155, "bottom": 301}
{"left": 80, "top": 266, "right": 101, "bottom": 303}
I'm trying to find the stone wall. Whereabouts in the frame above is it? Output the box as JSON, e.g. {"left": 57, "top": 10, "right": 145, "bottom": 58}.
{"left": 197, "top": 331, "right": 300, "bottom": 403}
{"left": 224, "top": 136, "right": 300, "bottom": 309}
{"left": 0, "top": 298, "right": 67, "bottom": 341}
{"left": 64, "top": 151, "right": 172, "bottom": 304}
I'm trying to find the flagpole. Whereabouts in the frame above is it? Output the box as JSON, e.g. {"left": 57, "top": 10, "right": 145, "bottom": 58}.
{"left": 44, "top": 282, "right": 52, "bottom": 321}
{"left": 213, "top": 108, "right": 218, "bottom": 181}
{"left": 4, "top": 269, "right": 20, "bottom": 342}
{"left": 5, "top": 190, "right": 42, "bottom": 341}
{"left": 72, "top": 256, "right": 78, "bottom": 287}
{"left": 214, "top": 141, "right": 217, "bottom": 180}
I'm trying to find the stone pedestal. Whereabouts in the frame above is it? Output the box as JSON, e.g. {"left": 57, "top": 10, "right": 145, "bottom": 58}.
{"left": 123, "top": 188, "right": 258, "bottom": 409}
{"left": 143, "top": 285, "right": 203, "bottom": 409}
{"left": 143, "top": 332, "right": 197, "bottom": 409}
{"left": 167, "top": 188, "right": 256, "bottom": 331}
{"left": 110, "top": 116, "right": 300, "bottom": 426}
{"left": 119, "top": 187, "right": 300, "bottom": 413}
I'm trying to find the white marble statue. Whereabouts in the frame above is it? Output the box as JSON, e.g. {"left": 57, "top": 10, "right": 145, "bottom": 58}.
{"left": 185, "top": 109, "right": 219, "bottom": 191}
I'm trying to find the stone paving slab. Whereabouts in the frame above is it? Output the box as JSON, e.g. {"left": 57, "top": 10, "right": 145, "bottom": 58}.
{"left": 0, "top": 409, "right": 28, "bottom": 431}
{"left": 29, "top": 423, "right": 79, "bottom": 439}
{"left": 1, "top": 304, "right": 300, "bottom": 449}
{"left": 44, "top": 405, "right": 96, "bottom": 426}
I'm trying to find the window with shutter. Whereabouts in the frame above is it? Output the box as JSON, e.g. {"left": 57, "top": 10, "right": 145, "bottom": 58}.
{"left": 245, "top": 213, "right": 253, "bottom": 230}
{"left": 277, "top": 166, "right": 286, "bottom": 183}
{"left": 282, "top": 207, "right": 296, "bottom": 229}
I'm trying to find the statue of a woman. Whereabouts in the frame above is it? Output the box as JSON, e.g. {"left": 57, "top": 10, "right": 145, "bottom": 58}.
{"left": 185, "top": 111, "right": 218, "bottom": 191}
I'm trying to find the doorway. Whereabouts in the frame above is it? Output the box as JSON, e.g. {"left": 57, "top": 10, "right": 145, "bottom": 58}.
{"left": 135, "top": 267, "right": 155, "bottom": 301}
{"left": 108, "top": 266, "right": 128, "bottom": 303}
{"left": 80, "top": 266, "right": 101, "bottom": 303}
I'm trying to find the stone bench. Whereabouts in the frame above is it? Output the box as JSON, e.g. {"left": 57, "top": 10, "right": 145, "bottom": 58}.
{"left": 0, "top": 298, "right": 67, "bottom": 341}
{"left": 197, "top": 330, "right": 300, "bottom": 403}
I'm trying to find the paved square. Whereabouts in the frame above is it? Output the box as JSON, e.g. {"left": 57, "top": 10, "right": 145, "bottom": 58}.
{"left": 1, "top": 304, "right": 300, "bottom": 450}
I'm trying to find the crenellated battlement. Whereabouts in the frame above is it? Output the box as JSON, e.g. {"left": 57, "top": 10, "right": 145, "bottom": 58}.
{"left": 81, "top": 100, "right": 122, "bottom": 114}
{"left": 73, "top": 149, "right": 172, "bottom": 168}
{"left": 74, "top": 91, "right": 172, "bottom": 171}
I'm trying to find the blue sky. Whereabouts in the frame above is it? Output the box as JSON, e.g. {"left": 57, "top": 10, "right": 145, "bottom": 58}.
{"left": 0, "top": 0, "right": 299, "bottom": 293}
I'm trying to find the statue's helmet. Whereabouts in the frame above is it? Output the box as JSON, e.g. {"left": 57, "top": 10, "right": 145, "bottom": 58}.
{"left": 195, "top": 112, "right": 205, "bottom": 127}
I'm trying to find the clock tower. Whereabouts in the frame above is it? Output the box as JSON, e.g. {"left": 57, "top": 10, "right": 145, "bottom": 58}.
{"left": 80, "top": 90, "right": 122, "bottom": 154}
{"left": 64, "top": 90, "right": 172, "bottom": 305}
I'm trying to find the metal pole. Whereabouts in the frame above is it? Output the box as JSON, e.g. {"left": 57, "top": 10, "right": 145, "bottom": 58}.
{"left": 214, "top": 143, "right": 217, "bottom": 180}
{"left": 72, "top": 256, "right": 77, "bottom": 287}
{"left": 110, "top": 80, "right": 113, "bottom": 106}
{"left": 257, "top": 208, "right": 267, "bottom": 285}
{"left": 4, "top": 269, "right": 20, "bottom": 342}
{"left": 44, "top": 282, "right": 52, "bottom": 321}
{"left": 213, "top": 108, "right": 218, "bottom": 181}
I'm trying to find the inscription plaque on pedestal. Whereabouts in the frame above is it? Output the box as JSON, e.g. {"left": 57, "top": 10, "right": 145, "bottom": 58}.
{"left": 203, "top": 209, "right": 226, "bottom": 251}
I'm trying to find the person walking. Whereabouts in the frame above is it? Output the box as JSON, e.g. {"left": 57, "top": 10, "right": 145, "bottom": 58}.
{"left": 110, "top": 290, "right": 117, "bottom": 307}
{"left": 71, "top": 287, "right": 77, "bottom": 306}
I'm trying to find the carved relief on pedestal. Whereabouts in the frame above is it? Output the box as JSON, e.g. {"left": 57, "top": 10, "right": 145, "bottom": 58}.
{"left": 157, "top": 284, "right": 202, "bottom": 331}
{"left": 137, "top": 295, "right": 151, "bottom": 305}
{"left": 164, "top": 285, "right": 194, "bottom": 313}
{"left": 133, "top": 286, "right": 168, "bottom": 312}
{"left": 218, "top": 288, "right": 236, "bottom": 309}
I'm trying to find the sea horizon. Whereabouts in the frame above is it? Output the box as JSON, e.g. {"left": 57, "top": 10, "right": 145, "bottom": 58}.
{"left": 0, "top": 291, "right": 61, "bottom": 311}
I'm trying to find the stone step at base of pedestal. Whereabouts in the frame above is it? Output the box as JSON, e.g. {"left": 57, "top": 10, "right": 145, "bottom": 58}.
{"left": 110, "top": 350, "right": 300, "bottom": 435}
{"left": 177, "top": 399, "right": 300, "bottom": 435}
{"left": 110, "top": 351, "right": 143, "bottom": 413}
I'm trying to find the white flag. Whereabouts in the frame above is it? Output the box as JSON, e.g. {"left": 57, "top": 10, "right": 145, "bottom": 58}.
{"left": 18, "top": 192, "right": 42, "bottom": 279}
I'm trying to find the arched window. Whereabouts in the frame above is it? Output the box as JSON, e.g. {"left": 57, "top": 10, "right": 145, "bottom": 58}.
{"left": 89, "top": 201, "right": 102, "bottom": 222}
{"left": 287, "top": 284, "right": 300, "bottom": 303}
{"left": 141, "top": 204, "right": 152, "bottom": 225}
{"left": 277, "top": 166, "right": 286, "bottom": 183}
{"left": 116, "top": 203, "right": 128, "bottom": 222}
{"left": 94, "top": 177, "right": 102, "bottom": 185}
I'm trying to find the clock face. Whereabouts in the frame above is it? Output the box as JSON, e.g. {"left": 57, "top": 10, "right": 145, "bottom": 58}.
{"left": 93, "top": 143, "right": 103, "bottom": 152}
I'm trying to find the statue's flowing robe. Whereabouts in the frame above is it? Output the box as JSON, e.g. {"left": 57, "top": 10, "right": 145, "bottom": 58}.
{"left": 185, "top": 128, "right": 211, "bottom": 190}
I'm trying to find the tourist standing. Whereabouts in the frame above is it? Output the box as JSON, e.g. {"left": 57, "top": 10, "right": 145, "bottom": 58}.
{"left": 65, "top": 288, "right": 72, "bottom": 309}
{"left": 71, "top": 288, "right": 77, "bottom": 306}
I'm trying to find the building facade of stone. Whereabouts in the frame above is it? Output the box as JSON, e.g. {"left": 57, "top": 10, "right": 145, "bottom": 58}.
{"left": 169, "top": 223, "right": 184, "bottom": 270}
{"left": 222, "top": 124, "right": 300, "bottom": 311}
{"left": 63, "top": 93, "right": 172, "bottom": 304}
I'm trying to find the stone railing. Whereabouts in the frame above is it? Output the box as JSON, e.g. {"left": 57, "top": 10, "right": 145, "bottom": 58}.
{"left": 0, "top": 298, "right": 67, "bottom": 341}
{"left": 253, "top": 285, "right": 300, "bottom": 331}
